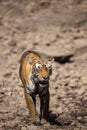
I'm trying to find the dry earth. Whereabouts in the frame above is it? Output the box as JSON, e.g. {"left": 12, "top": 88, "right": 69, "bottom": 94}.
{"left": 0, "top": 0, "right": 87, "bottom": 130}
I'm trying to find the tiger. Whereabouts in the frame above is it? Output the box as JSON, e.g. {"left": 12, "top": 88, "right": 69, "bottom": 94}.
{"left": 19, "top": 51, "right": 53, "bottom": 125}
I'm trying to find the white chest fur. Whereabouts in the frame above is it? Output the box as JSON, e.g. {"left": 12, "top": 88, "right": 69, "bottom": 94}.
{"left": 26, "top": 75, "right": 36, "bottom": 94}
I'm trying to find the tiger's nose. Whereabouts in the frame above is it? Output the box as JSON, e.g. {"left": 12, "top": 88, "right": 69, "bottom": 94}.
{"left": 43, "top": 76, "right": 49, "bottom": 81}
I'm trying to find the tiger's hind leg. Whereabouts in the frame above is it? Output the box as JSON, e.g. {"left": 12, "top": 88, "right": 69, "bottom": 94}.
{"left": 24, "top": 90, "right": 40, "bottom": 124}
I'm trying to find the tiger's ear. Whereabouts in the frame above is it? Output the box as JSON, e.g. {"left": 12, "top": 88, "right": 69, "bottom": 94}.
{"left": 48, "top": 57, "right": 54, "bottom": 64}
{"left": 28, "top": 58, "right": 33, "bottom": 65}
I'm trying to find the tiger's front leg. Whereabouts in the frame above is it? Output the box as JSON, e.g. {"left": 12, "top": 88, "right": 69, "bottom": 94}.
{"left": 40, "top": 91, "right": 50, "bottom": 124}
{"left": 24, "top": 90, "right": 40, "bottom": 124}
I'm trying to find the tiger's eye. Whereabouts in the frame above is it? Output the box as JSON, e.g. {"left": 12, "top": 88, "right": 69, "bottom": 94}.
{"left": 35, "top": 63, "right": 42, "bottom": 70}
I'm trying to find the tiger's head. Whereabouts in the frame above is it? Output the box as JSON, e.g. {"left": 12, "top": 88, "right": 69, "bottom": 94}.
{"left": 29, "top": 58, "right": 53, "bottom": 87}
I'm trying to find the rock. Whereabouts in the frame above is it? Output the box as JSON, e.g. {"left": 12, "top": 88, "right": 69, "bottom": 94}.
{"left": 21, "top": 126, "right": 27, "bottom": 130}
{"left": 83, "top": 116, "right": 87, "bottom": 123}
{"left": 27, "top": 125, "right": 38, "bottom": 130}
{"left": 77, "top": 86, "right": 86, "bottom": 95}
{"left": 58, "top": 90, "right": 66, "bottom": 98}
{"left": 69, "top": 79, "right": 78, "bottom": 88}
{"left": 82, "top": 96, "right": 87, "bottom": 103}
{"left": 77, "top": 116, "right": 83, "bottom": 121}
{"left": 57, "top": 106, "right": 63, "bottom": 114}
{"left": 81, "top": 76, "right": 87, "bottom": 85}
{"left": 74, "top": 39, "right": 87, "bottom": 49}
{"left": 58, "top": 113, "right": 72, "bottom": 125}
{"left": 34, "top": 43, "right": 74, "bottom": 57}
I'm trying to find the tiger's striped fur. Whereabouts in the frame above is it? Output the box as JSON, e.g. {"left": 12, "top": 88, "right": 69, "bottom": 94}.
{"left": 19, "top": 51, "right": 53, "bottom": 124}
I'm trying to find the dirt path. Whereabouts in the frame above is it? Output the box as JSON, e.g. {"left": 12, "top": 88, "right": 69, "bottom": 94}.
{"left": 0, "top": 1, "right": 87, "bottom": 130}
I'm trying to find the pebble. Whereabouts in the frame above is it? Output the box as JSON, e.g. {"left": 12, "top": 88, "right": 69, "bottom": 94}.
{"left": 77, "top": 87, "right": 86, "bottom": 95}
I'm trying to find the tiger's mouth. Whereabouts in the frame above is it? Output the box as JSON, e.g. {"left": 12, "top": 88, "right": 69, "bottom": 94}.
{"left": 39, "top": 80, "right": 48, "bottom": 87}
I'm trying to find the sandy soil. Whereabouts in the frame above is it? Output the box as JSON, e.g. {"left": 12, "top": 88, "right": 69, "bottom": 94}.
{"left": 0, "top": 0, "right": 87, "bottom": 130}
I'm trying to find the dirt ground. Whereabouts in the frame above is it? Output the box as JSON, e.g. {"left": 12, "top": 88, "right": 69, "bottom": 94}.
{"left": 0, "top": 0, "right": 87, "bottom": 130}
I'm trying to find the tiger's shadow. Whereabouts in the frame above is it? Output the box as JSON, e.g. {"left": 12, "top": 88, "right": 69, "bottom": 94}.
{"left": 49, "top": 111, "right": 61, "bottom": 125}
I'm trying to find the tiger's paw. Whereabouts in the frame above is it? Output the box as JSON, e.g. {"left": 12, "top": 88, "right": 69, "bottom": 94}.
{"left": 41, "top": 119, "right": 48, "bottom": 125}
{"left": 30, "top": 117, "right": 40, "bottom": 125}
